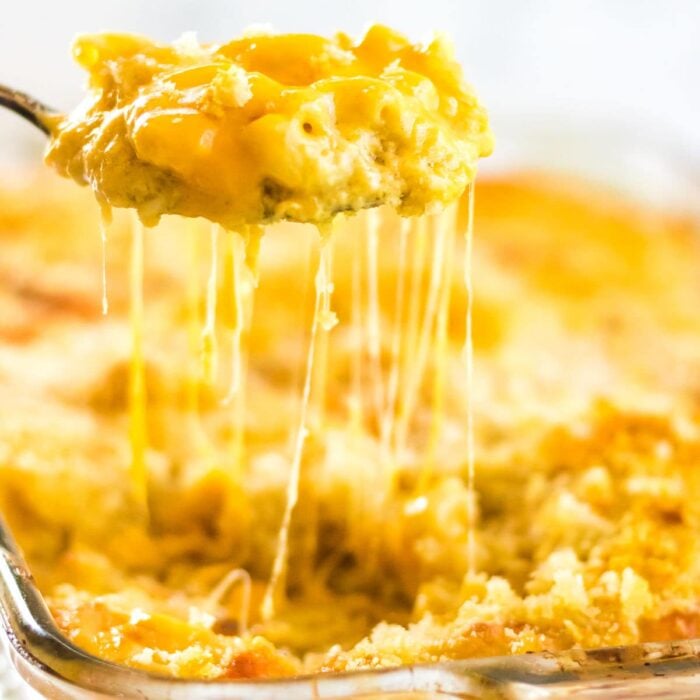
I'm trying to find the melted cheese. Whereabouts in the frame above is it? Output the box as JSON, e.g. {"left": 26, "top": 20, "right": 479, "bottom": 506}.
{"left": 225, "top": 230, "right": 256, "bottom": 477}
{"left": 463, "top": 183, "right": 476, "bottom": 576}
{"left": 394, "top": 215, "right": 428, "bottom": 454}
{"left": 310, "top": 224, "right": 338, "bottom": 433}
{"left": 396, "top": 207, "right": 450, "bottom": 452}
{"left": 349, "top": 235, "right": 365, "bottom": 432}
{"left": 5, "top": 172, "right": 700, "bottom": 681}
{"left": 206, "top": 568, "right": 252, "bottom": 635}
{"left": 380, "top": 217, "right": 410, "bottom": 455}
{"left": 365, "top": 209, "right": 385, "bottom": 433}
{"left": 224, "top": 231, "right": 246, "bottom": 403}
{"left": 201, "top": 225, "right": 220, "bottom": 385}
{"left": 98, "top": 206, "right": 111, "bottom": 315}
{"left": 45, "top": 26, "right": 492, "bottom": 228}
{"left": 427, "top": 207, "right": 457, "bottom": 472}
{"left": 128, "top": 214, "right": 148, "bottom": 510}
{"left": 262, "top": 241, "right": 336, "bottom": 620}
{"left": 185, "top": 223, "right": 202, "bottom": 420}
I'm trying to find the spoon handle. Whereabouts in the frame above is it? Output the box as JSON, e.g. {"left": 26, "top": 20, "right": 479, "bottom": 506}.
{"left": 0, "top": 84, "right": 58, "bottom": 135}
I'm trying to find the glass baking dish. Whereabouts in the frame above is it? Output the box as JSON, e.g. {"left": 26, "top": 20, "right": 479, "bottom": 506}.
{"left": 1, "top": 120, "right": 699, "bottom": 699}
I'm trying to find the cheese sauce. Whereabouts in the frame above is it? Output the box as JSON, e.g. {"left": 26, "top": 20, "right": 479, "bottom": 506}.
{"left": 45, "top": 26, "right": 492, "bottom": 228}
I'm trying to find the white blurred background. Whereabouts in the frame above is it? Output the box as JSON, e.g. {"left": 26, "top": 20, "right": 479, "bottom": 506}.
{"left": 1, "top": 0, "right": 699, "bottom": 189}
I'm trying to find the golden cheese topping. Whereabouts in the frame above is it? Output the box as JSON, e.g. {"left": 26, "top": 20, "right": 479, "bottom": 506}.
{"left": 45, "top": 26, "right": 493, "bottom": 228}
{"left": 1, "top": 172, "right": 700, "bottom": 680}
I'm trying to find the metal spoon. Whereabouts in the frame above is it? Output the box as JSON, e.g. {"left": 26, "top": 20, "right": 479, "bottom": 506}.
{"left": 0, "top": 84, "right": 59, "bottom": 135}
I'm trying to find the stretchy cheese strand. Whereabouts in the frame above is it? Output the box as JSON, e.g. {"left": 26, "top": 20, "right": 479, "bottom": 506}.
{"left": 464, "top": 184, "right": 477, "bottom": 577}
{"left": 349, "top": 229, "right": 365, "bottom": 432}
{"left": 206, "top": 568, "right": 251, "bottom": 635}
{"left": 312, "top": 226, "right": 338, "bottom": 428}
{"left": 396, "top": 210, "right": 449, "bottom": 454}
{"left": 186, "top": 223, "right": 202, "bottom": 420}
{"left": 365, "top": 209, "right": 385, "bottom": 432}
{"left": 224, "top": 232, "right": 247, "bottom": 404}
{"left": 262, "top": 240, "right": 332, "bottom": 620}
{"left": 381, "top": 216, "right": 410, "bottom": 457}
{"left": 425, "top": 208, "right": 458, "bottom": 481}
{"left": 201, "top": 225, "right": 220, "bottom": 385}
{"left": 128, "top": 213, "right": 148, "bottom": 511}
{"left": 98, "top": 206, "right": 111, "bottom": 316}
{"left": 221, "top": 231, "right": 253, "bottom": 481}
{"left": 397, "top": 216, "right": 428, "bottom": 451}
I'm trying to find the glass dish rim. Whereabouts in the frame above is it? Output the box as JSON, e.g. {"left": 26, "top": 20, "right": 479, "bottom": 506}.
{"left": 4, "top": 513, "right": 700, "bottom": 699}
